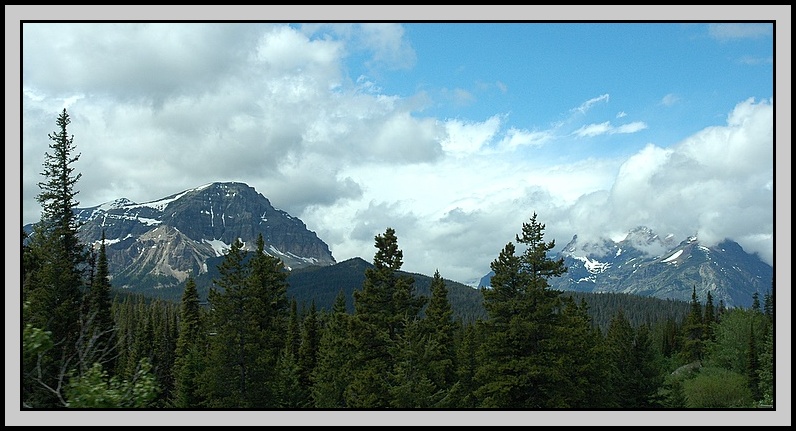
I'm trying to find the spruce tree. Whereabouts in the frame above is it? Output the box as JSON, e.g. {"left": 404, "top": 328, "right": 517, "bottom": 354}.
{"left": 680, "top": 286, "right": 704, "bottom": 363}
{"left": 201, "top": 234, "right": 289, "bottom": 407}
{"left": 703, "top": 290, "right": 716, "bottom": 342}
{"left": 172, "top": 277, "right": 205, "bottom": 408}
{"left": 312, "top": 290, "right": 353, "bottom": 408}
{"left": 86, "top": 230, "right": 116, "bottom": 373}
{"left": 423, "top": 270, "right": 457, "bottom": 400}
{"left": 297, "top": 301, "right": 321, "bottom": 399}
{"left": 23, "top": 108, "right": 89, "bottom": 408}
{"left": 474, "top": 212, "right": 569, "bottom": 408}
{"left": 345, "top": 228, "right": 426, "bottom": 408}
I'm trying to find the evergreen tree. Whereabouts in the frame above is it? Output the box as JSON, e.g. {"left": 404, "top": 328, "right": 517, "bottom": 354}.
{"left": 312, "top": 290, "right": 353, "bottom": 408}
{"left": 604, "top": 311, "right": 662, "bottom": 408}
{"left": 86, "top": 230, "right": 116, "bottom": 374}
{"left": 763, "top": 278, "right": 774, "bottom": 324}
{"left": 445, "top": 322, "right": 481, "bottom": 409}
{"left": 422, "top": 270, "right": 457, "bottom": 401}
{"left": 388, "top": 316, "right": 439, "bottom": 408}
{"left": 201, "top": 238, "right": 250, "bottom": 407}
{"left": 757, "top": 326, "right": 774, "bottom": 406}
{"left": 23, "top": 108, "right": 89, "bottom": 408}
{"left": 703, "top": 290, "right": 716, "bottom": 342}
{"left": 680, "top": 286, "right": 704, "bottom": 363}
{"left": 554, "top": 296, "right": 608, "bottom": 408}
{"left": 345, "top": 228, "right": 426, "bottom": 408}
{"left": 474, "top": 213, "right": 569, "bottom": 408}
{"left": 746, "top": 324, "right": 761, "bottom": 401}
{"left": 201, "top": 235, "right": 289, "bottom": 408}
{"left": 172, "top": 277, "right": 205, "bottom": 408}
{"left": 751, "top": 291, "right": 761, "bottom": 312}
{"left": 297, "top": 301, "right": 321, "bottom": 400}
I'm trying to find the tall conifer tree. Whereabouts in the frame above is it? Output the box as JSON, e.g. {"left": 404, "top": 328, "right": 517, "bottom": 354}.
{"left": 23, "top": 108, "right": 89, "bottom": 408}
{"left": 345, "top": 228, "right": 425, "bottom": 408}
{"left": 474, "top": 213, "right": 570, "bottom": 408}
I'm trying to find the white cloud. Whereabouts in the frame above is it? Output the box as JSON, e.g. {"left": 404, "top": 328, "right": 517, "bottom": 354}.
{"left": 497, "top": 128, "right": 553, "bottom": 150}
{"left": 613, "top": 121, "right": 647, "bottom": 134}
{"left": 574, "top": 121, "right": 611, "bottom": 137}
{"left": 616, "top": 111, "right": 627, "bottom": 118}
{"left": 572, "top": 94, "right": 610, "bottom": 114}
{"left": 573, "top": 121, "right": 647, "bottom": 137}
{"left": 20, "top": 23, "right": 774, "bottom": 287}
{"left": 561, "top": 98, "right": 774, "bottom": 265}
{"left": 441, "top": 115, "right": 502, "bottom": 154}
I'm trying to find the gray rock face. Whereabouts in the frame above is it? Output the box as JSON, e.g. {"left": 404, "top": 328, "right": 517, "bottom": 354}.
{"left": 547, "top": 228, "right": 773, "bottom": 308}
{"left": 73, "top": 182, "right": 336, "bottom": 289}
{"left": 479, "top": 226, "right": 773, "bottom": 309}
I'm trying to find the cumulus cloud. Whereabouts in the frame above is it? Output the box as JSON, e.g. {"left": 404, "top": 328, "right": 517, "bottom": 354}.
{"left": 441, "top": 115, "right": 502, "bottom": 154}
{"left": 560, "top": 98, "right": 774, "bottom": 265}
{"left": 21, "top": 23, "right": 774, "bottom": 286}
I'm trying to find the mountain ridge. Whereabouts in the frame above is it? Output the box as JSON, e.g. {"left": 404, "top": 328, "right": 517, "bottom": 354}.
{"left": 34, "top": 181, "right": 338, "bottom": 290}
{"left": 479, "top": 226, "right": 773, "bottom": 308}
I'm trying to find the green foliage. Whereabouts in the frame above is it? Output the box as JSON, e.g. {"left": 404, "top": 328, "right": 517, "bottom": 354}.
{"left": 200, "top": 234, "right": 290, "bottom": 407}
{"left": 23, "top": 109, "right": 90, "bottom": 408}
{"left": 345, "top": 228, "right": 426, "bottom": 407}
{"left": 171, "top": 277, "right": 206, "bottom": 408}
{"left": 311, "top": 291, "right": 353, "bottom": 408}
{"left": 681, "top": 367, "right": 753, "bottom": 408}
{"left": 474, "top": 213, "right": 575, "bottom": 408}
{"left": 703, "top": 308, "right": 766, "bottom": 375}
{"left": 679, "top": 286, "right": 705, "bottom": 363}
{"left": 66, "top": 359, "right": 158, "bottom": 408}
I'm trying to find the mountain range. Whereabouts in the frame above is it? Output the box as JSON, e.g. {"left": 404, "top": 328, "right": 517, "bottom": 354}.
{"left": 479, "top": 226, "right": 773, "bottom": 308}
{"left": 24, "top": 181, "right": 772, "bottom": 310}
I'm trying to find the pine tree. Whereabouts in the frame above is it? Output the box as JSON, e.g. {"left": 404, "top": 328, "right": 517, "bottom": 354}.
{"left": 474, "top": 212, "right": 569, "bottom": 408}
{"left": 680, "top": 286, "right": 704, "bottom": 363}
{"left": 201, "top": 238, "right": 250, "bottom": 407}
{"left": 703, "top": 290, "right": 716, "bottom": 342}
{"left": 23, "top": 108, "right": 89, "bottom": 408}
{"left": 297, "top": 301, "right": 320, "bottom": 399}
{"left": 86, "top": 230, "right": 116, "bottom": 373}
{"left": 345, "top": 228, "right": 426, "bottom": 408}
{"left": 172, "top": 277, "right": 205, "bottom": 408}
{"left": 312, "top": 290, "right": 353, "bottom": 408}
{"left": 201, "top": 234, "right": 289, "bottom": 407}
{"left": 422, "top": 270, "right": 457, "bottom": 401}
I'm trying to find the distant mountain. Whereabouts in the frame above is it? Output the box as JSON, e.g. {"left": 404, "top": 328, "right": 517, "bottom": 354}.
{"left": 27, "top": 182, "right": 336, "bottom": 291}
{"left": 479, "top": 226, "right": 773, "bottom": 309}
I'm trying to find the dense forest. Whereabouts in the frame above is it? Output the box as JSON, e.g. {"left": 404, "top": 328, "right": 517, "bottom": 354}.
{"left": 22, "top": 109, "right": 775, "bottom": 409}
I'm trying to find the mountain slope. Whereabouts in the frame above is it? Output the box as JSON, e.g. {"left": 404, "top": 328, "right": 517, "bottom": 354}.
{"left": 66, "top": 182, "right": 336, "bottom": 290}
{"left": 480, "top": 226, "right": 773, "bottom": 308}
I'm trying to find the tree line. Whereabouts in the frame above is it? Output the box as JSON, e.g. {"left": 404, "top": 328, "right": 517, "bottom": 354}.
{"left": 22, "top": 109, "right": 775, "bottom": 409}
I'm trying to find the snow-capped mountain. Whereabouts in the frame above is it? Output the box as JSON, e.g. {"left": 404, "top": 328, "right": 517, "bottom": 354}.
{"left": 480, "top": 226, "right": 773, "bottom": 309}
{"left": 59, "top": 182, "right": 335, "bottom": 290}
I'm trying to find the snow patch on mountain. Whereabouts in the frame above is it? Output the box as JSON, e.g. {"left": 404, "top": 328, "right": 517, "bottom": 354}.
{"left": 573, "top": 255, "right": 612, "bottom": 274}
{"left": 662, "top": 249, "right": 683, "bottom": 264}
{"left": 204, "top": 238, "right": 231, "bottom": 257}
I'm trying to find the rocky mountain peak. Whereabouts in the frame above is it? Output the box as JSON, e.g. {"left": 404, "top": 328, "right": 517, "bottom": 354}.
{"left": 70, "top": 181, "right": 336, "bottom": 290}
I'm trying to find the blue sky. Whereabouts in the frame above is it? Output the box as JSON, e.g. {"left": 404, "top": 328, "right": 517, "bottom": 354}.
{"left": 6, "top": 5, "right": 791, "bottom": 426}
{"left": 17, "top": 17, "right": 779, "bottom": 285}
{"left": 15, "top": 10, "right": 781, "bottom": 289}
